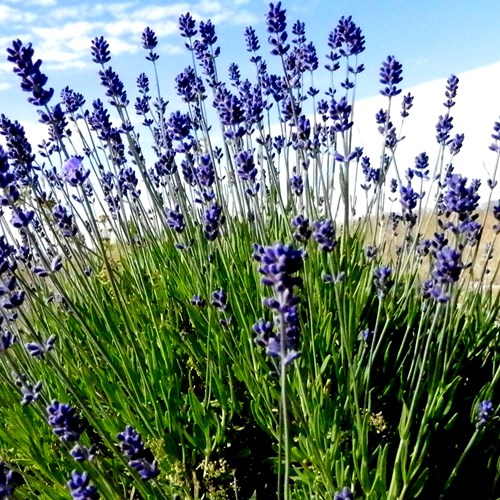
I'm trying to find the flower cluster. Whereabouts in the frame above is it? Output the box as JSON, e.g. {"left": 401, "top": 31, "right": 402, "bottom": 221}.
{"left": 117, "top": 426, "right": 159, "bottom": 480}
{"left": 68, "top": 471, "right": 99, "bottom": 500}
{"left": 253, "top": 243, "right": 304, "bottom": 366}
{"left": 0, "top": 461, "right": 16, "bottom": 498}
{"left": 6, "top": 39, "right": 54, "bottom": 106}
{"left": 47, "top": 400, "right": 83, "bottom": 442}
{"left": 477, "top": 400, "right": 494, "bottom": 428}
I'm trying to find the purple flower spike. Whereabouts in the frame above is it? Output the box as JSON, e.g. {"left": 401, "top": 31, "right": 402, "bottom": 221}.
{"left": 117, "top": 426, "right": 159, "bottom": 481}
{"left": 63, "top": 157, "right": 90, "bottom": 186}
{"left": 477, "top": 400, "right": 494, "bottom": 428}
{"left": 68, "top": 471, "right": 99, "bottom": 500}
{"left": 7, "top": 39, "right": 54, "bottom": 106}
{"left": 373, "top": 266, "right": 392, "bottom": 299}
{"left": 47, "top": 400, "right": 83, "bottom": 442}
{"left": 0, "top": 330, "right": 16, "bottom": 352}
{"left": 334, "top": 487, "right": 354, "bottom": 500}
{"left": 379, "top": 55, "right": 403, "bottom": 97}
{"left": 252, "top": 243, "right": 304, "bottom": 366}
{"left": 211, "top": 289, "right": 227, "bottom": 311}
{"left": 266, "top": 2, "right": 290, "bottom": 56}
{"left": 90, "top": 36, "right": 111, "bottom": 65}
{"left": 0, "top": 461, "right": 16, "bottom": 498}
{"left": 312, "top": 219, "right": 336, "bottom": 252}
{"left": 25, "top": 334, "right": 56, "bottom": 358}
{"left": 444, "top": 74, "right": 459, "bottom": 108}
{"left": 328, "top": 16, "right": 365, "bottom": 57}
{"left": 179, "top": 13, "right": 197, "bottom": 44}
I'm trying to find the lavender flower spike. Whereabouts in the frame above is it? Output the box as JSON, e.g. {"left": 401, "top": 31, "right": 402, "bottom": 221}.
{"left": 477, "top": 400, "right": 494, "bottom": 427}
{"left": 68, "top": 471, "right": 99, "bottom": 500}
{"left": 379, "top": 55, "right": 403, "bottom": 97}
{"left": 117, "top": 426, "right": 160, "bottom": 480}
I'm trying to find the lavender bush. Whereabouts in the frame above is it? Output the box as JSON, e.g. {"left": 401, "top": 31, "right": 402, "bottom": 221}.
{"left": 0, "top": 2, "right": 498, "bottom": 498}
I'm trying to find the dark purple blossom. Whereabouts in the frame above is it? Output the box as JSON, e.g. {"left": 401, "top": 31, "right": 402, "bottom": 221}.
{"left": 11, "top": 209, "right": 35, "bottom": 228}
{"left": 431, "top": 246, "right": 462, "bottom": 285}
{"left": 334, "top": 487, "right": 354, "bottom": 500}
{"left": 7, "top": 39, "right": 54, "bottom": 106}
{"left": 290, "top": 174, "right": 303, "bottom": 196}
{"left": 165, "top": 205, "right": 185, "bottom": 233}
{"left": 477, "top": 400, "right": 494, "bottom": 428}
{"left": 436, "top": 115, "right": 453, "bottom": 145}
{"left": 91, "top": 36, "right": 111, "bottom": 64}
{"left": 0, "top": 461, "right": 16, "bottom": 498}
{"left": 441, "top": 174, "right": 480, "bottom": 218}
{"left": 252, "top": 243, "right": 304, "bottom": 365}
{"left": 449, "top": 133, "right": 465, "bottom": 156}
{"left": 117, "top": 426, "right": 159, "bottom": 480}
{"left": 235, "top": 150, "right": 257, "bottom": 183}
{"left": 373, "top": 266, "right": 392, "bottom": 299}
{"left": 25, "top": 334, "right": 56, "bottom": 358}
{"left": 379, "top": 56, "right": 403, "bottom": 97}
{"left": 400, "top": 182, "right": 421, "bottom": 212}
{"left": 444, "top": 74, "right": 459, "bottom": 109}
{"left": 401, "top": 92, "right": 414, "bottom": 117}
{"left": 328, "top": 16, "right": 365, "bottom": 57}
{"left": 175, "top": 67, "right": 205, "bottom": 103}
{"left": 70, "top": 444, "right": 95, "bottom": 463}
{"left": 245, "top": 26, "right": 260, "bottom": 54}
{"left": 63, "top": 157, "right": 90, "bottom": 186}
{"left": 47, "top": 400, "right": 83, "bottom": 442}
{"left": 312, "top": 219, "right": 336, "bottom": 252}
{"left": 292, "top": 215, "right": 311, "bottom": 243}
{"left": 329, "top": 96, "right": 353, "bottom": 132}
{"left": 191, "top": 295, "right": 206, "bottom": 307}
{"left": 98, "top": 67, "right": 128, "bottom": 107}
{"left": 179, "top": 12, "right": 197, "bottom": 40}
{"left": 195, "top": 154, "right": 215, "bottom": 188}
{"left": 141, "top": 27, "right": 159, "bottom": 61}
{"left": 211, "top": 289, "right": 227, "bottom": 311}
{"left": 489, "top": 119, "right": 500, "bottom": 152}
{"left": 203, "top": 202, "right": 224, "bottom": 241}
{"left": 20, "top": 380, "right": 42, "bottom": 405}
{"left": 266, "top": 2, "right": 289, "bottom": 56}
{"left": 68, "top": 471, "right": 99, "bottom": 500}
{"left": 61, "top": 87, "right": 85, "bottom": 114}
{"left": 0, "top": 330, "right": 16, "bottom": 352}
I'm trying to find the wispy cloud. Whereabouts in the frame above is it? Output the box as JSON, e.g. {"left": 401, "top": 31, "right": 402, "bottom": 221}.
{"left": 0, "top": 0, "right": 259, "bottom": 77}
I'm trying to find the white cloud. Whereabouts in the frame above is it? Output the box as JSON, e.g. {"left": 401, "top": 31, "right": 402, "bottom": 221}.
{"left": 0, "top": 5, "right": 36, "bottom": 24}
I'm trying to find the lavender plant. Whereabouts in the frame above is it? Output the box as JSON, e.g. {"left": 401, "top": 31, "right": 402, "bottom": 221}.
{"left": 0, "top": 2, "right": 498, "bottom": 499}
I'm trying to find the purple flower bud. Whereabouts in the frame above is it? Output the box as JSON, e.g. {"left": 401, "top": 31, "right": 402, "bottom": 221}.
{"left": 67, "top": 470, "right": 99, "bottom": 499}
{"left": 190, "top": 295, "right": 206, "bottom": 307}
{"left": 245, "top": 26, "right": 260, "bottom": 53}
{"left": 210, "top": 289, "right": 227, "bottom": 311}
{"left": 477, "top": 400, "right": 494, "bottom": 427}
{"left": 312, "top": 219, "right": 336, "bottom": 252}
{"left": 70, "top": 444, "right": 95, "bottom": 463}
{"left": 179, "top": 13, "right": 197, "bottom": 39}
{"left": 91, "top": 36, "right": 111, "bottom": 64}
{"left": 7, "top": 39, "right": 54, "bottom": 106}
{"left": 328, "top": 16, "right": 365, "bottom": 57}
{"left": 117, "top": 426, "right": 159, "bottom": 481}
{"left": 334, "top": 487, "right": 354, "bottom": 500}
{"left": 436, "top": 115, "right": 453, "bottom": 145}
{"left": 444, "top": 74, "right": 459, "bottom": 108}
{"left": 379, "top": 55, "right": 403, "bottom": 97}
{"left": 0, "top": 461, "right": 16, "bottom": 497}
{"left": 47, "top": 400, "right": 83, "bottom": 442}
{"left": 63, "top": 157, "right": 90, "bottom": 187}
{"left": 373, "top": 266, "right": 392, "bottom": 299}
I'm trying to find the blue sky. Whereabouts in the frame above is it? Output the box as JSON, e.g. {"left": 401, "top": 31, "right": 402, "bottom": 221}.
{"left": 1, "top": 0, "right": 500, "bottom": 194}
{"left": 1, "top": 0, "right": 500, "bottom": 118}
